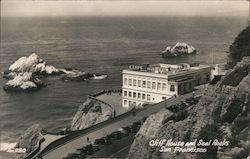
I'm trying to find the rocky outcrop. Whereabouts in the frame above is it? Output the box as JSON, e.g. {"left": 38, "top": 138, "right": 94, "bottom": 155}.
{"left": 129, "top": 109, "right": 173, "bottom": 159}
{"left": 5, "top": 53, "right": 62, "bottom": 77}
{"left": 2, "top": 53, "right": 107, "bottom": 91}
{"left": 61, "top": 71, "right": 107, "bottom": 81}
{"left": 3, "top": 72, "right": 46, "bottom": 91}
{"left": 70, "top": 98, "right": 113, "bottom": 131}
{"left": 2, "top": 53, "right": 61, "bottom": 91}
{"left": 15, "top": 124, "right": 43, "bottom": 154}
{"left": 129, "top": 57, "right": 250, "bottom": 159}
{"left": 161, "top": 42, "right": 197, "bottom": 58}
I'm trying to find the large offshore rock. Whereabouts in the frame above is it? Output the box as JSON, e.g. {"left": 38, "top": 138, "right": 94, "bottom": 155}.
{"left": 2, "top": 53, "right": 107, "bottom": 92}
{"left": 161, "top": 42, "right": 197, "bottom": 58}
{"left": 3, "top": 72, "right": 46, "bottom": 92}
{"left": 7, "top": 53, "right": 61, "bottom": 75}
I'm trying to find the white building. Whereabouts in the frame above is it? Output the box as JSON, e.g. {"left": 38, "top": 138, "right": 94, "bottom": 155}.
{"left": 122, "top": 63, "right": 212, "bottom": 108}
{"left": 211, "top": 63, "right": 227, "bottom": 79}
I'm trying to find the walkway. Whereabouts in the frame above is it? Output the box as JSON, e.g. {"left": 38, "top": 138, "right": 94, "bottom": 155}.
{"left": 40, "top": 134, "right": 64, "bottom": 151}
{"left": 38, "top": 89, "right": 204, "bottom": 159}
{"left": 96, "top": 92, "right": 126, "bottom": 115}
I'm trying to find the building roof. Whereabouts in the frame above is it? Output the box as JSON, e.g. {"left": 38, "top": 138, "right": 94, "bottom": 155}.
{"left": 125, "top": 63, "right": 210, "bottom": 76}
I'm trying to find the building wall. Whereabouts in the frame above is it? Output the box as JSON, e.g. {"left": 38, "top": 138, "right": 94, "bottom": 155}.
{"left": 122, "top": 89, "right": 172, "bottom": 108}
{"left": 122, "top": 65, "right": 212, "bottom": 108}
{"left": 122, "top": 72, "right": 174, "bottom": 108}
{"left": 211, "top": 63, "right": 227, "bottom": 79}
{"left": 168, "top": 66, "right": 211, "bottom": 86}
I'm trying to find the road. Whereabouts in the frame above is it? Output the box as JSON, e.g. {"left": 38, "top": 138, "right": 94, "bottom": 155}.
{"left": 39, "top": 89, "right": 204, "bottom": 159}
{"left": 89, "top": 132, "right": 135, "bottom": 158}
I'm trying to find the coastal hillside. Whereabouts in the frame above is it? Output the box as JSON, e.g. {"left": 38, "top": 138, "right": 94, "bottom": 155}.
{"left": 70, "top": 97, "right": 113, "bottom": 131}
{"left": 16, "top": 124, "right": 43, "bottom": 153}
{"left": 227, "top": 25, "right": 250, "bottom": 68}
{"left": 129, "top": 56, "right": 250, "bottom": 159}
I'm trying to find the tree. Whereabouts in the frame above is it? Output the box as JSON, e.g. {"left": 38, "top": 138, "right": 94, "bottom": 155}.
{"left": 227, "top": 25, "right": 250, "bottom": 68}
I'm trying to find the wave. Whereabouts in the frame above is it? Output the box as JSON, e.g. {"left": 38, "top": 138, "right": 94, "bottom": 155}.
{"left": 0, "top": 142, "right": 16, "bottom": 152}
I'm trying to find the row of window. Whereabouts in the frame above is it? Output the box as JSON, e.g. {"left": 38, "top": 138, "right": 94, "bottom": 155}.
{"left": 123, "top": 90, "right": 154, "bottom": 101}
{"left": 123, "top": 96, "right": 168, "bottom": 106}
{"left": 123, "top": 78, "right": 168, "bottom": 91}
{"left": 123, "top": 100, "right": 141, "bottom": 106}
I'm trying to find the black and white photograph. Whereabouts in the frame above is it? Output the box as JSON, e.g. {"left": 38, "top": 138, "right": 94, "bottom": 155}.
{"left": 0, "top": 0, "right": 249, "bottom": 159}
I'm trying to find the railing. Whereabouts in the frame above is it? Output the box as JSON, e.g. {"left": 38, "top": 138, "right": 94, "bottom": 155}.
{"left": 24, "top": 134, "right": 45, "bottom": 159}
{"left": 46, "top": 89, "right": 122, "bottom": 136}
{"left": 38, "top": 107, "right": 138, "bottom": 158}
{"left": 90, "top": 89, "right": 122, "bottom": 97}
{"left": 88, "top": 96, "right": 115, "bottom": 116}
{"left": 89, "top": 89, "right": 122, "bottom": 116}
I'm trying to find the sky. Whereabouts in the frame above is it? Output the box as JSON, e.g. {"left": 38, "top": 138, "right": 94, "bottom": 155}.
{"left": 1, "top": 0, "right": 249, "bottom": 17}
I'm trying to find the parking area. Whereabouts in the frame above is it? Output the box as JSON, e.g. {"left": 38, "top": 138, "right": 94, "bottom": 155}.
{"left": 62, "top": 118, "right": 145, "bottom": 159}
{"left": 60, "top": 96, "right": 201, "bottom": 159}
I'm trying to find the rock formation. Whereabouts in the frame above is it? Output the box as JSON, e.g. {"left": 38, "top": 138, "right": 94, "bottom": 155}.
{"left": 3, "top": 72, "right": 46, "bottom": 91}
{"left": 70, "top": 98, "right": 113, "bottom": 131}
{"left": 2, "top": 53, "right": 107, "bottom": 91}
{"left": 6, "top": 53, "right": 62, "bottom": 76}
{"left": 2, "top": 53, "right": 61, "bottom": 91}
{"left": 129, "top": 56, "right": 250, "bottom": 159}
{"left": 161, "top": 42, "right": 197, "bottom": 58}
{"left": 15, "top": 124, "right": 43, "bottom": 154}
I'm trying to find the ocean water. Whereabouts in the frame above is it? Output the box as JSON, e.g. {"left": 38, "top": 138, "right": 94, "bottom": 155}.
{"left": 0, "top": 16, "right": 248, "bottom": 148}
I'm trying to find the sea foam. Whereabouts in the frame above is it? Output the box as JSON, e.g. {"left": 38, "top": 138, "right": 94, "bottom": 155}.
{"left": 0, "top": 142, "right": 16, "bottom": 152}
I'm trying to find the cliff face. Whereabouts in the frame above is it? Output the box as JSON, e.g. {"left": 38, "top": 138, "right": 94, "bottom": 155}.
{"left": 15, "top": 124, "right": 43, "bottom": 154}
{"left": 70, "top": 98, "right": 113, "bottom": 131}
{"left": 129, "top": 57, "right": 250, "bottom": 159}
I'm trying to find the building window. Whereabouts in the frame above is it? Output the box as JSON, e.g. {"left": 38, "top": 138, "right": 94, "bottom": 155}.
{"left": 162, "top": 97, "right": 166, "bottom": 100}
{"left": 129, "top": 79, "right": 132, "bottom": 86}
{"left": 142, "top": 94, "right": 146, "bottom": 100}
{"left": 152, "top": 82, "right": 156, "bottom": 89}
{"left": 189, "top": 82, "right": 192, "bottom": 90}
{"left": 206, "top": 74, "right": 210, "bottom": 82}
{"left": 124, "top": 100, "right": 127, "bottom": 105}
{"left": 133, "top": 92, "right": 136, "bottom": 98}
{"left": 196, "top": 75, "right": 201, "bottom": 85}
{"left": 129, "top": 101, "right": 132, "bottom": 106}
{"left": 157, "top": 82, "right": 161, "bottom": 90}
{"left": 138, "top": 80, "right": 141, "bottom": 87}
{"left": 133, "top": 102, "right": 136, "bottom": 105}
{"left": 124, "top": 90, "right": 127, "bottom": 96}
{"left": 170, "top": 85, "right": 175, "bottom": 92}
{"left": 124, "top": 78, "right": 127, "bottom": 86}
{"left": 162, "top": 83, "right": 166, "bottom": 91}
{"left": 133, "top": 79, "right": 137, "bottom": 86}
{"left": 138, "top": 93, "right": 141, "bottom": 99}
{"left": 147, "top": 81, "right": 151, "bottom": 89}
{"left": 147, "top": 94, "right": 151, "bottom": 101}
{"left": 128, "top": 91, "right": 132, "bottom": 97}
{"left": 142, "top": 80, "right": 146, "bottom": 88}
